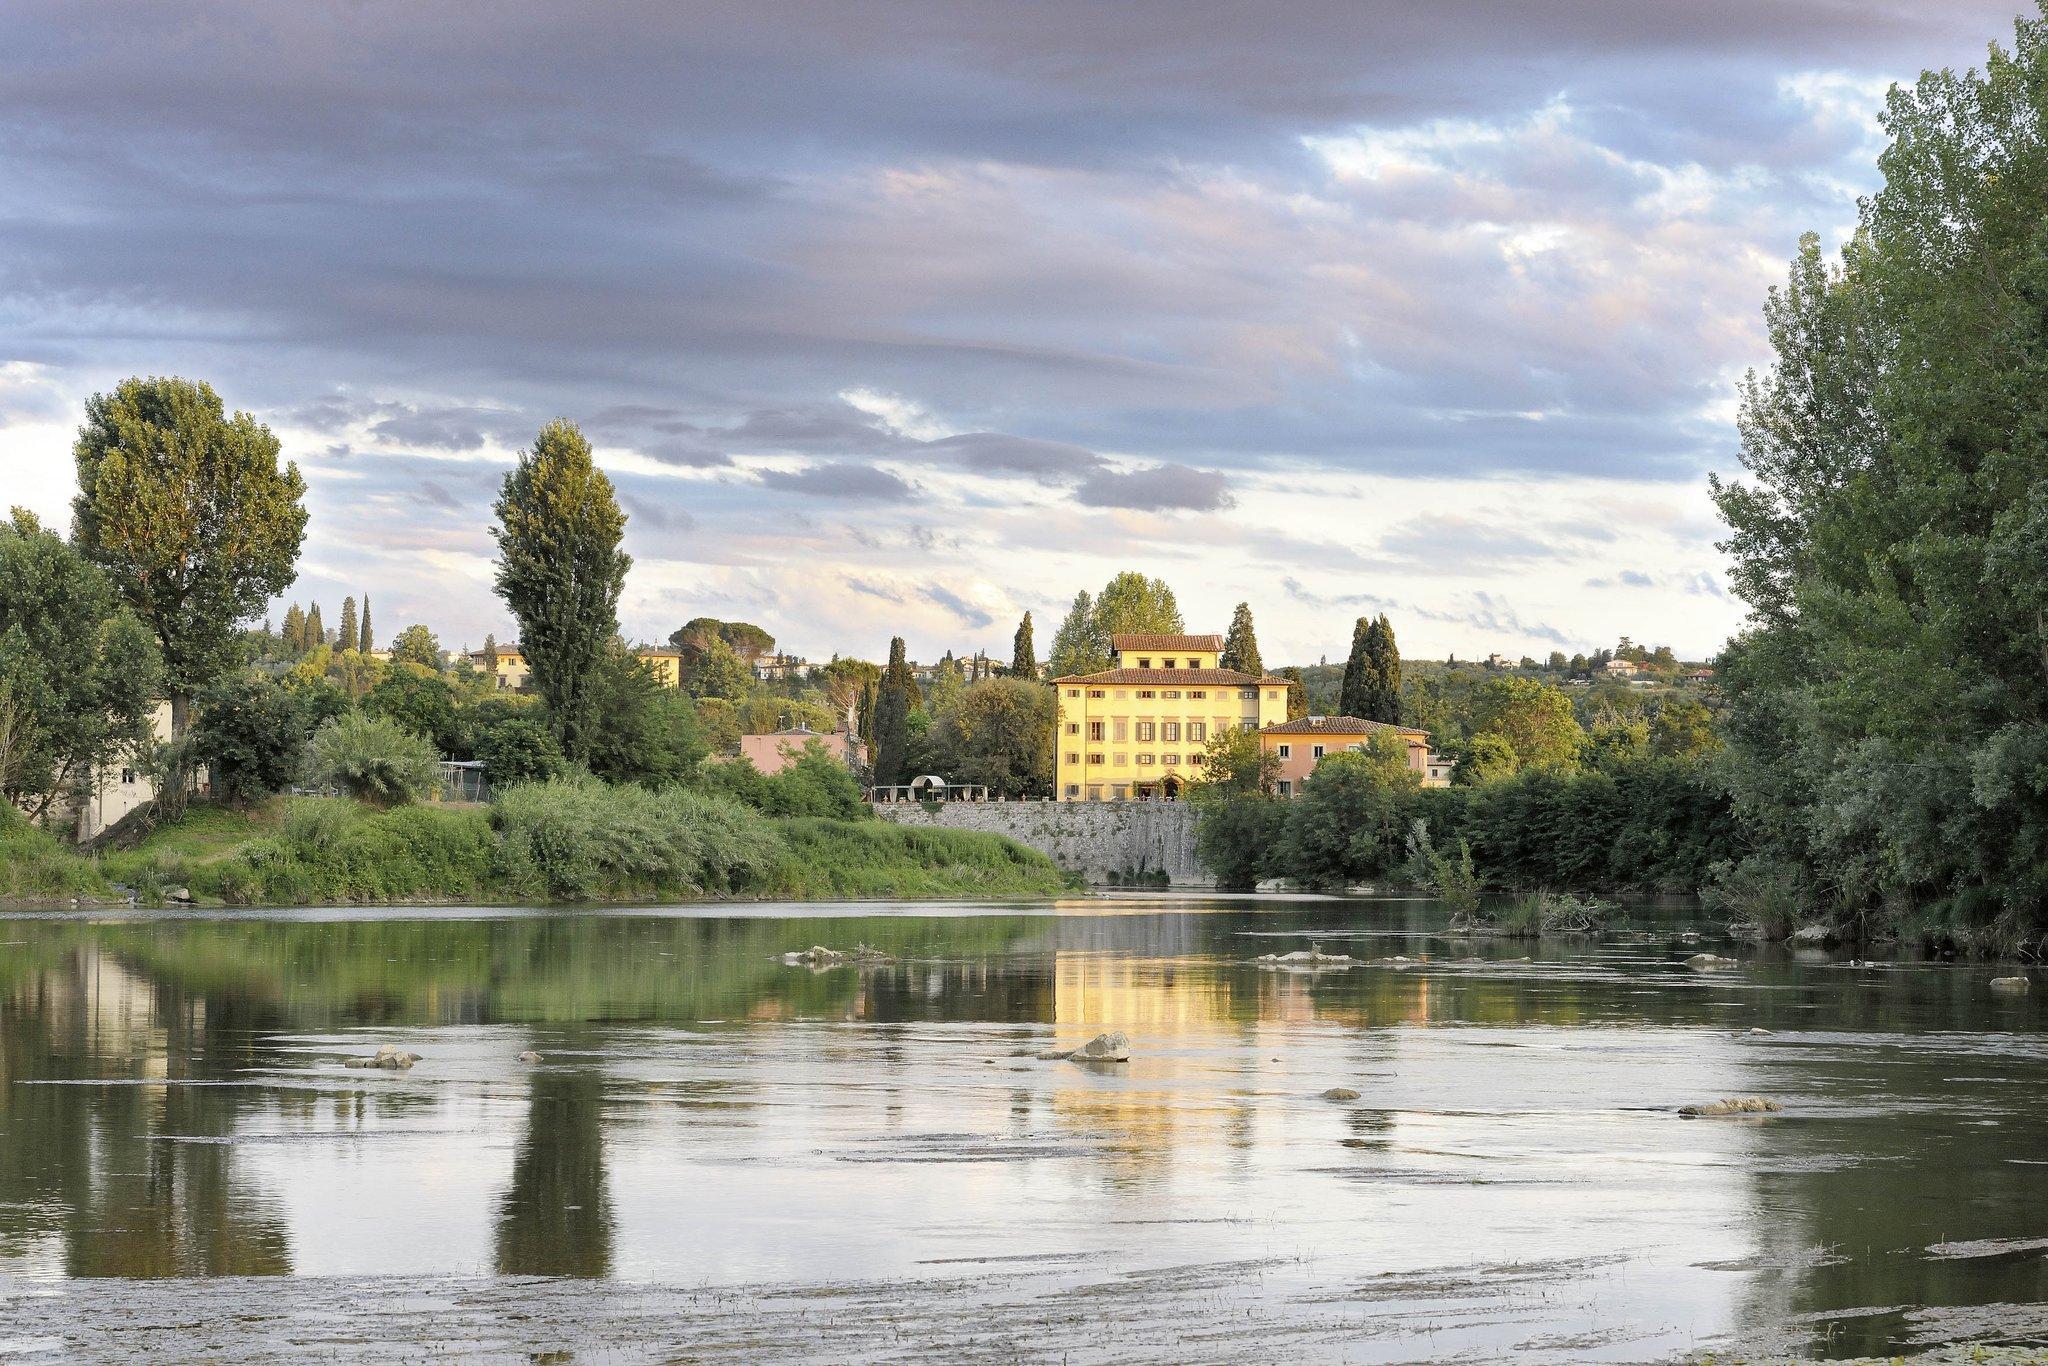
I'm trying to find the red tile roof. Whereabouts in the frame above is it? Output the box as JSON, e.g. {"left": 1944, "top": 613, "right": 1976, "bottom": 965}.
{"left": 1109, "top": 633, "right": 1224, "bottom": 652}
{"left": 1259, "top": 716, "right": 1429, "bottom": 737}
{"left": 1051, "top": 667, "right": 1291, "bottom": 686}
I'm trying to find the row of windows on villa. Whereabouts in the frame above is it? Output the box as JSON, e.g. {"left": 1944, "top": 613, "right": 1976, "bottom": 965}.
{"left": 1065, "top": 687, "right": 1278, "bottom": 701}
{"left": 1066, "top": 719, "right": 1247, "bottom": 743}
{"left": 1065, "top": 752, "right": 1209, "bottom": 767}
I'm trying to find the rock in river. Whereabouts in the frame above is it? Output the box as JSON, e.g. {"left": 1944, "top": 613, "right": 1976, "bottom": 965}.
{"left": 1684, "top": 953, "right": 1737, "bottom": 970}
{"left": 1679, "top": 1096, "right": 1780, "bottom": 1117}
{"left": 1989, "top": 976, "right": 2030, "bottom": 993}
{"left": 518, "top": 1050, "right": 543, "bottom": 1063}
{"left": 1321, "top": 1087, "right": 1361, "bottom": 1101}
{"left": 1037, "top": 1031, "right": 1130, "bottom": 1062}
{"left": 344, "top": 1044, "right": 422, "bottom": 1070}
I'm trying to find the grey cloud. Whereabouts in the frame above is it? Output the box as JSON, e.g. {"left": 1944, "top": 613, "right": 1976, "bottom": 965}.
{"left": 1073, "top": 463, "right": 1234, "bottom": 512}
{"left": 922, "top": 584, "right": 995, "bottom": 630}
{"left": 926, "top": 432, "right": 1105, "bottom": 482}
{"left": 1281, "top": 577, "right": 1574, "bottom": 648}
{"left": 757, "top": 462, "right": 917, "bottom": 501}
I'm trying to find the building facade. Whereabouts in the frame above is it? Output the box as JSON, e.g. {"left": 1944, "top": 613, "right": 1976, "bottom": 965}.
{"left": 736, "top": 725, "right": 867, "bottom": 777}
{"left": 1053, "top": 633, "right": 1292, "bottom": 801}
{"left": 1257, "top": 715, "right": 1448, "bottom": 796}
{"left": 466, "top": 643, "right": 532, "bottom": 691}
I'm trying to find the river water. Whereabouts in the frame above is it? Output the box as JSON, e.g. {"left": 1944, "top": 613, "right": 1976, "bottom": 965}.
{"left": 0, "top": 896, "right": 2043, "bottom": 1363}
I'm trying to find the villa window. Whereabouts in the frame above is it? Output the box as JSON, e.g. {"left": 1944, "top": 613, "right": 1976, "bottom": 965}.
{"left": 1240, "top": 719, "right": 1256, "bottom": 732}
{"left": 1136, "top": 722, "right": 1155, "bottom": 742}
{"left": 1189, "top": 754, "right": 1205, "bottom": 766}
{"left": 1162, "top": 721, "right": 1180, "bottom": 742}
{"left": 1112, "top": 784, "right": 1129, "bottom": 799}
{"left": 1065, "top": 722, "right": 1079, "bottom": 735}
{"left": 1088, "top": 689, "right": 1105, "bottom": 698}
{"left": 1136, "top": 689, "right": 1156, "bottom": 699}
{"left": 1277, "top": 780, "right": 1293, "bottom": 797}
{"left": 120, "top": 768, "right": 136, "bottom": 785}
{"left": 1088, "top": 721, "right": 1105, "bottom": 741}
{"left": 1188, "top": 689, "right": 1206, "bottom": 699}
{"left": 1114, "top": 753, "right": 1128, "bottom": 766}
{"left": 1136, "top": 754, "right": 1155, "bottom": 765}
{"left": 1067, "top": 689, "right": 1080, "bottom": 697}
{"left": 1162, "top": 753, "right": 1180, "bottom": 765}
{"left": 1163, "top": 658, "right": 1177, "bottom": 668}
{"left": 1277, "top": 744, "right": 1291, "bottom": 759}
{"left": 1065, "top": 752, "right": 1079, "bottom": 765}
{"left": 1189, "top": 722, "right": 1206, "bottom": 742}
{"left": 1162, "top": 689, "right": 1180, "bottom": 699}
{"left": 1240, "top": 689, "right": 1256, "bottom": 700}
{"left": 1312, "top": 744, "right": 1325, "bottom": 759}
{"left": 1088, "top": 753, "right": 1105, "bottom": 765}
{"left": 1138, "top": 657, "right": 1152, "bottom": 669}
{"left": 1113, "top": 719, "right": 1128, "bottom": 741}
{"left": 1267, "top": 690, "right": 1279, "bottom": 700}
{"left": 1065, "top": 784, "right": 1080, "bottom": 798}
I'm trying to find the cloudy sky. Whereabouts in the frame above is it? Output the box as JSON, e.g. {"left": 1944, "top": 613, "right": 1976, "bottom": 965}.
{"left": 1, "top": 1, "right": 2029, "bottom": 666}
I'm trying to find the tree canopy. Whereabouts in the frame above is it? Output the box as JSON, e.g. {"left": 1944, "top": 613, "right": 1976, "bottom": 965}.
{"left": 71, "top": 377, "right": 306, "bottom": 731}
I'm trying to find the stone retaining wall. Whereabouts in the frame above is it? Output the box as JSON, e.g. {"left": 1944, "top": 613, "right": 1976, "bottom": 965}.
{"left": 871, "top": 800, "right": 1208, "bottom": 886}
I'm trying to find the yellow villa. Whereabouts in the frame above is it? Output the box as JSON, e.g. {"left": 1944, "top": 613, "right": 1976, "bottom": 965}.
{"left": 1053, "top": 633, "right": 1292, "bottom": 801}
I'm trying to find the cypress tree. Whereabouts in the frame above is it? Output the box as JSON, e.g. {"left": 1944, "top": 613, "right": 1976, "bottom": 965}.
{"left": 873, "top": 637, "right": 912, "bottom": 787}
{"left": 337, "top": 596, "right": 358, "bottom": 653}
{"left": 1010, "top": 611, "right": 1037, "bottom": 678}
{"left": 358, "top": 595, "right": 373, "bottom": 653}
{"left": 1363, "top": 614, "right": 1403, "bottom": 724}
{"left": 492, "top": 420, "right": 630, "bottom": 763}
{"left": 305, "top": 602, "right": 325, "bottom": 648}
{"left": 282, "top": 603, "right": 306, "bottom": 654}
{"left": 1220, "top": 601, "right": 1263, "bottom": 675}
{"left": 1338, "top": 617, "right": 1371, "bottom": 717}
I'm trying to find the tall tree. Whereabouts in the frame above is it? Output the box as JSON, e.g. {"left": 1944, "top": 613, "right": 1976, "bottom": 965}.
{"left": 1220, "top": 601, "right": 1263, "bottom": 675}
{"left": 281, "top": 603, "right": 307, "bottom": 655}
{"left": 925, "top": 676, "right": 1054, "bottom": 797}
{"left": 0, "top": 511, "right": 161, "bottom": 819}
{"left": 492, "top": 420, "right": 629, "bottom": 763}
{"left": 872, "top": 637, "right": 913, "bottom": 787}
{"left": 1338, "top": 617, "right": 1372, "bottom": 718}
{"left": 357, "top": 594, "right": 373, "bottom": 653}
{"left": 1009, "top": 611, "right": 1037, "bottom": 679}
{"left": 1361, "top": 614, "right": 1403, "bottom": 724}
{"left": 1090, "top": 571, "right": 1184, "bottom": 640}
{"left": 389, "top": 624, "right": 443, "bottom": 670}
{"left": 336, "top": 597, "right": 358, "bottom": 655}
{"left": 305, "top": 602, "right": 324, "bottom": 650}
{"left": 72, "top": 377, "right": 307, "bottom": 734}
{"left": 1048, "top": 590, "right": 1104, "bottom": 677}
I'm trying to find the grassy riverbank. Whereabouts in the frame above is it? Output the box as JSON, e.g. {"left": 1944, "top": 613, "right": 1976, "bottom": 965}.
{"left": 3, "top": 789, "right": 1069, "bottom": 907}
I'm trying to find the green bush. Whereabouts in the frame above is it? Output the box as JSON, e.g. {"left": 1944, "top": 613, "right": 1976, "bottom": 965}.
{"left": 762, "top": 817, "right": 1065, "bottom": 899}
{"left": 0, "top": 804, "right": 109, "bottom": 899}
{"left": 492, "top": 775, "right": 783, "bottom": 900}
{"left": 305, "top": 712, "right": 441, "bottom": 805}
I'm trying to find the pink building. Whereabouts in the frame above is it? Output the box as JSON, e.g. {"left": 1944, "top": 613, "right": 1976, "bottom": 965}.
{"left": 1258, "top": 716, "right": 1446, "bottom": 795}
{"left": 737, "top": 724, "right": 867, "bottom": 777}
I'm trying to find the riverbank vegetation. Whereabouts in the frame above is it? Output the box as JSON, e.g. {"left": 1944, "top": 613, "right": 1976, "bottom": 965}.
{"left": 12, "top": 779, "right": 1065, "bottom": 907}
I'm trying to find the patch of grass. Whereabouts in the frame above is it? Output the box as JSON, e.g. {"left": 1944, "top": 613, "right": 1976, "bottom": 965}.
{"left": 762, "top": 818, "right": 1069, "bottom": 900}
{"left": 1483, "top": 891, "right": 1620, "bottom": 937}
{"left": 0, "top": 807, "right": 111, "bottom": 900}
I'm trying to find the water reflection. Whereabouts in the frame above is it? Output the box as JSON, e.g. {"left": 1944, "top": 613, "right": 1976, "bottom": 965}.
{"left": 0, "top": 901, "right": 2043, "bottom": 1360}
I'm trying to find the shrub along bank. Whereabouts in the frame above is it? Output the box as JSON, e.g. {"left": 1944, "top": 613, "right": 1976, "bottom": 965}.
{"left": 15, "top": 778, "right": 1067, "bottom": 907}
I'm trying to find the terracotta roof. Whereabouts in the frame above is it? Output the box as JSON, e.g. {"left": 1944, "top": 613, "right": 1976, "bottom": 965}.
{"left": 1109, "top": 633, "right": 1224, "bottom": 652}
{"left": 1051, "top": 667, "right": 1291, "bottom": 686}
{"left": 1260, "top": 716, "right": 1429, "bottom": 737}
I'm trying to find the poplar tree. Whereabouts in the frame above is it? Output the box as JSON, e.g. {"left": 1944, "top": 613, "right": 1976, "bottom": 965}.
{"left": 337, "top": 596, "right": 358, "bottom": 654}
{"left": 305, "top": 602, "right": 325, "bottom": 649}
{"left": 282, "top": 603, "right": 307, "bottom": 655}
{"left": 358, "top": 595, "right": 373, "bottom": 653}
{"left": 1010, "top": 611, "right": 1037, "bottom": 678}
{"left": 1220, "top": 601, "right": 1263, "bottom": 675}
{"left": 872, "top": 637, "right": 913, "bottom": 787}
{"left": 1048, "top": 591, "right": 1103, "bottom": 676}
{"left": 492, "top": 420, "right": 629, "bottom": 762}
{"left": 72, "top": 376, "right": 307, "bottom": 733}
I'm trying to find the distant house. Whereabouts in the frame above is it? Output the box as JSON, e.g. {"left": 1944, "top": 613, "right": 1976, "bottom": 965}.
{"left": 1603, "top": 658, "right": 1639, "bottom": 677}
{"left": 466, "top": 642, "right": 531, "bottom": 691}
{"left": 1258, "top": 715, "right": 1451, "bottom": 796}
{"left": 635, "top": 648, "right": 685, "bottom": 688}
{"left": 49, "top": 702, "right": 211, "bottom": 842}
{"left": 737, "top": 724, "right": 866, "bottom": 777}
{"left": 1485, "top": 653, "right": 1511, "bottom": 669}
{"left": 1686, "top": 667, "right": 1716, "bottom": 683}
{"left": 752, "top": 652, "right": 808, "bottom": 682}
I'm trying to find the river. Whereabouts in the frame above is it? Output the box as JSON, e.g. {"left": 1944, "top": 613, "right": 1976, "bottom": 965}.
{"left": 0, "top": 895, "right": 2043, "bottom": 1362}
